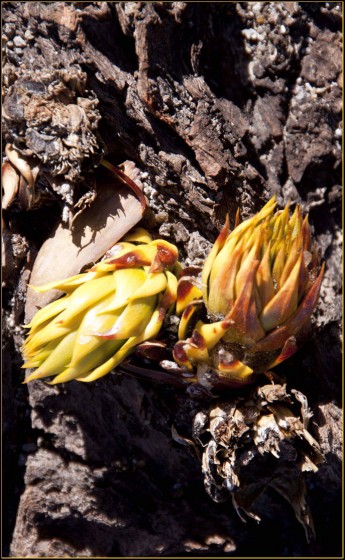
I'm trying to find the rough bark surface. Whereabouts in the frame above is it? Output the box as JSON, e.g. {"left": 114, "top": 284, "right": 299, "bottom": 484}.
{"left": 2, "top": 2, "right": 342, "bottom": 557}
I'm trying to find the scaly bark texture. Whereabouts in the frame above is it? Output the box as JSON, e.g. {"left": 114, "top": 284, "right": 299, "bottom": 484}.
{"left": 2, "top": 2, "right": 342, "bottom": 557}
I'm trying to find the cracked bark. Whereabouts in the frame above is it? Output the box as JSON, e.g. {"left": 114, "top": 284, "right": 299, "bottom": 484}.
{"left": 2, "top": 2, "right": 342, "bottom": 557}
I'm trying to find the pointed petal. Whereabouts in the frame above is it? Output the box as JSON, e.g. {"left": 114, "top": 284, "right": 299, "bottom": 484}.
{"left": 22, "top": 360, "right": 43, "bottom": 369}
{"left": 234, "top": 208, "right": 241, "bottom": 228}
{"left": 210, "top": 227, "right": 242, "bottom": 278}
{"left": 259, "top": 195, "right": 277, "bottom": 215}
{"left": 235, "top": 232, "right": 261, "bottom": 299}
{"left": 173, "top": 261, "right": 183, "bottom": 277}
{"left": 78, "top": 305, "right": 166, "bottom": 382}
{"left": 177, "top": 264, "right": 202, "bottom": 279}
{"left": 302, "top": 214, "right": 312, "bottom": 252}
{"left": 225, "top": 197, "right": 276, "bottom": 252}
{"left": 256, "top": 242, "right": 275, "bottom": 309}
{"left": 271, "top": 205, "right": 289, "bottom": 244}
{"left": 48, "top": 367, "right": 82, "bottom": 384}
{"left": 226, "top": 260, "right": 266, "bottom": 344}
{"left": 298, "top": 254, "right": 309, "bottom": 301}
{"left": 49, "top": 339, "right": 124, "bottom": 384}
{"left": 69, "top": 296, "right": 120, "bottom": 365}
{"left": 75, "top": 349, "right": 129, "bottom": 383}
{"left": 24, "top": 331, "right": 78, "bottom": 382}
{"left": 22, "top": 339, "right": 59, "bottom": 368}
{"left": 197, "top": 320, "right": 231, "bottom": 350}
{"left": 56, "top": 274, "right": 116, "bottom": 326}
{"left": 253, "top": 195, "right": 277, "bottom": 225}
{"left": 249, "top": 263, "right": 324, "bottom": 353}
{"left": 30, "top": 270, "right": 101, "bottom": 293}
{"left": 137, "top": 304, "right": 168, "bottom": 341}
{"left": 207, "top": 240, "right": 244, "bottom": 316}
{"left": 260, "top": 254, "right": 302, "bottom": 331}
{"left": 279, "top": 236, "right": 302, "bottom": 289}
{"left": 97, "top": 295, "right": 157, "bottom": 339}
{"left": 201, "top": 215, "right": 230, "bottom": 303}
{"left": 129, "top": 272, "right": 167, "bottom": 300}
{"left": 267, "top": 336, "right": 298, "bottom": 368}
{"left": 271, "top": 246, "right": 286, "bottom": 288}
{"left": 99, "top": 269, "right": 146, "bottom": 313}
{"left": 290, "top": 205, "right": 302, "bottom": 241}
{"left": 23, "top": 321, "right": 71, "bottom": 354}
{"left": 284, "top": 262, "right": 325, "bottom": 334}
{"left": 246, "top": 326, "right": 289, "bottom": 354}
{"left": 24, "top": 295, "right": 71, "bottom": 332}
{"left": 96, "top": 242, "right": 137, "bottom": 265}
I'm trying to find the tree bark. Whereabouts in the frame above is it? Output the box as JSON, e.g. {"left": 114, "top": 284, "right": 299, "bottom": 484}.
{"left": 2, "top": 2, "right": 342, "bottom": 557}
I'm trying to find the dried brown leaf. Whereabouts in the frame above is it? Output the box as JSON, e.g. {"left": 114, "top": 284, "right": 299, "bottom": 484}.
{"left": 25, "top": 172, "right": 144, "bottom": 322}
{"left": 193, "top": 384, "right": 324, "bottom": 540}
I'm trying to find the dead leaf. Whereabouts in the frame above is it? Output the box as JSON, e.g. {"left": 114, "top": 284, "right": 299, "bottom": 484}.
{"left": 25, "top": 171, "right": 145, "bottom": 322}
{"left": 193, "top": 384, "right": 324, "bottom": 540}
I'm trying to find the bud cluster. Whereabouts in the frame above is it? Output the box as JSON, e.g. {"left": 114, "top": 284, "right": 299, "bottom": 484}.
{"left": 23, "top": 228, "right": 179, "bottom": 384}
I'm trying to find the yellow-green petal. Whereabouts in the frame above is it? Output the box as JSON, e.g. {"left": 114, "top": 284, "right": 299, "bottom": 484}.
{"left": 56, "top": 274, "right": 116, "bottom": 326}
{"left": 31, "top": 270, "right": 101, "bottom": 293}
{"left": 49, "top": 339, "right": 123, "bottom": 384}
{"left": 98, "top": 295, "right": 157, "bottom": 339}
{"left": 24, "top": 330, "right": 78, "bottom": 382}
{"left": 129, "top": 272, "right": 167, "bottom": 301}
{"left": 260, "top": 254, "right": 302, "bottom": 331}
{"left": 98, "top": 268, "right": 146, "bottom": 313}
{"left": 201, "top": 215, "right": 229, "bottom": 302}
{"left": 24, "top": 295, "right": 71, "bottom": 332}
{"left": 78, "top": 305, "right": 165, "bottom": 382}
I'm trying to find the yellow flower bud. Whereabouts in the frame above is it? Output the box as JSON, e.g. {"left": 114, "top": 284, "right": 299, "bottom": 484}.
{"left": 23, "top": 229, "right": 179, "bottom": 384}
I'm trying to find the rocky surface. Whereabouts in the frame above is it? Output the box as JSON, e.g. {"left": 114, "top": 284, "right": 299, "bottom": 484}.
{"left": 2, "top": 2, "right": 342, "bottom": 557}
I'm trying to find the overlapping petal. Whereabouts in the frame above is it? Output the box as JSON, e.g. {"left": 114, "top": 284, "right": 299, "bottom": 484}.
{"left": 173, "top": 197, "right": 324, "bottom": 388}
{"left": 23, "top": 230, "right": 179, "bottom": 384}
